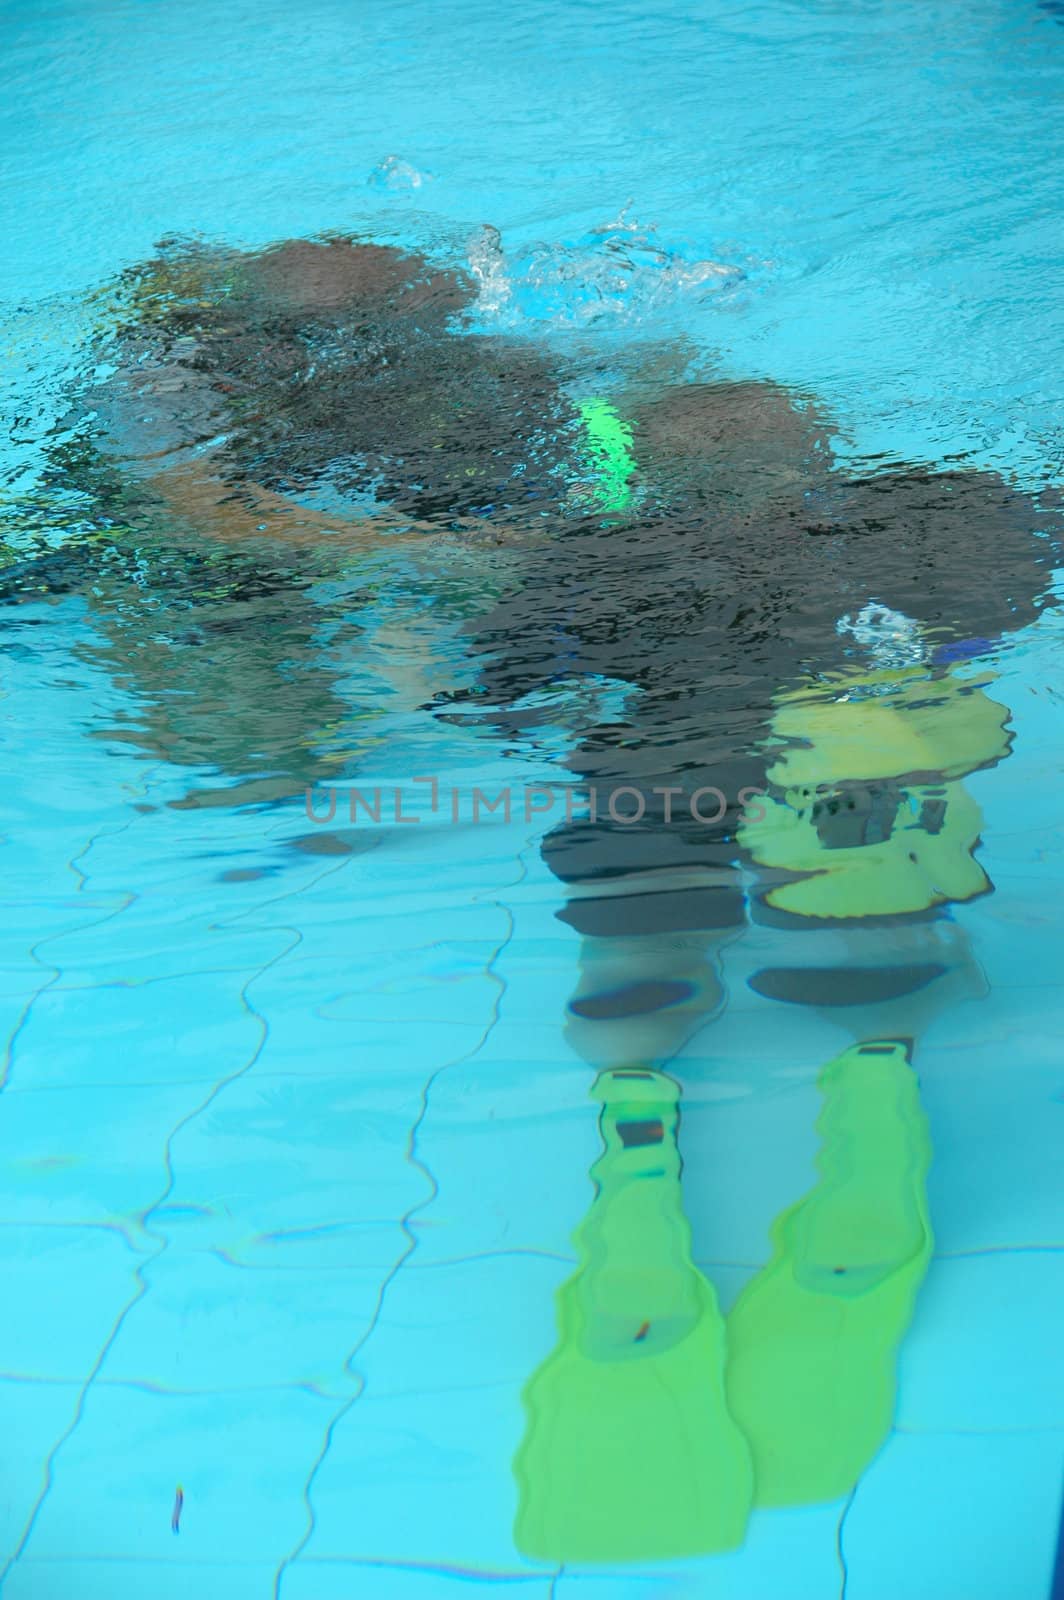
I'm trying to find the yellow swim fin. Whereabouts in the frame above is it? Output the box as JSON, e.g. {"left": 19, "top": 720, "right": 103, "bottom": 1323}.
{"left": 514, "top": 1067, "right": 753, "bottom": 1563}
{"left": 725, "top": 1040, "right": 933, "bottom": 1506}
{"left": 740, "top": 668, "right": 1010, "bottom": 920}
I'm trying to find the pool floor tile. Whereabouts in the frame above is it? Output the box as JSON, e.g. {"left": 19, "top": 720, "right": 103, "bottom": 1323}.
{"left": 2, "top": 1561, "right": 281, "bottom": 1600}
{"left": 282, "top": 1561, "right": 555, "bottom": 1598}
{"left": 359, "top": 1252, "right": 565, "bottom": 1402}
{"left": 0, "top": 1227, "right": 142, "bottom": 1383}
{"left": 0, "top": 1379, "right": 82, "bottom": 1566}
{"left": 551, "top": 1499, "right": 846, "bottom": 1599}
{"left": 919, "top": 1045, "right": 1061, "bottom": 1252}
{"left": 843, "top": 1428, "right": 1063, "bottom": 1600}
{"left": 898, "top": 1250, "right": 1064, "bottom": 1431}
{"left": 19, "top": 1384, "right": 336, "bottom": 1565}
{"left": 98, "top": 1251, "right": 385, "bottom": 1397}
{"left": 0, "top": 1082, "right": 222, "bottom": 1229}
{"left": 153, "top": 1073, "right": 432, "bottom": 1238}
{"left": 11, "top": 970, "right": 261, "bottom": 1090}
{"left": 304, "top": 1386, "right": 536, "bottom": 1572}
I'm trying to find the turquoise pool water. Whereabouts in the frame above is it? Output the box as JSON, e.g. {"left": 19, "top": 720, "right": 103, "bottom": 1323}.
{"left": 2, "top": 0, "right": 1063, "bottom": 1595}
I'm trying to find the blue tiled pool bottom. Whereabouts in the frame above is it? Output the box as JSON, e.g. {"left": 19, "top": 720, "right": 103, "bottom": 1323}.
{"left": 2, "top": 0, "right": 1064, "bottom": 1594}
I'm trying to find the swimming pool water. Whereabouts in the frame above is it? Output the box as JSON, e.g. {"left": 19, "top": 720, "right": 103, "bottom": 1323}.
{"left": 1, "top": 1, "right": 1063, "bottom": 1596}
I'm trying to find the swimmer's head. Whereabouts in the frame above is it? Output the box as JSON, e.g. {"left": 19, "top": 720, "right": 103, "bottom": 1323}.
{"left": 110, "top": 234, "right": 474, "bottom": 335}
{"left": 631, "top": 379, "right": 833, "bottom": 510}
{"left": 232, "top": 236, "right": 474, "bottom": 323}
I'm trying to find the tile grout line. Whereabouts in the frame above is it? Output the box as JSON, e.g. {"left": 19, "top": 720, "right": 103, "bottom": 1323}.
{"left": 836, "top": 1482, "right": 858, "bottom": 1600}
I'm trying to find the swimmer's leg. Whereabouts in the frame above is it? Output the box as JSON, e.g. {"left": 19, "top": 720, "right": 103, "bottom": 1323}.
{"left": 724, "top": 1038, "right": 933, "bottom": 1507}
{"left": 553, "top": 876, "right": 747, "bottom": 1070}
{"left": 564, "top": 927, "right": 740, "bottom": 1068}
{"left": 514, "top": 1067, "right": 753, "bottom": 1562}
{"left": 745, "top": 914, "right": 987, "bottom": 1041}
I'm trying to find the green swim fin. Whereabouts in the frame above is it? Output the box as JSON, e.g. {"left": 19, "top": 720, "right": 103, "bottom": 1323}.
{"left": 725, "top": 1040, "right": 933, "bottom": 1507}
{"left": 514, "top": 1067, "right": 753, "bottom": 1563}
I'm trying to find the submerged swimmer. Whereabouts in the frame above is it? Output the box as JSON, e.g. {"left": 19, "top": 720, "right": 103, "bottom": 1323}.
{"left": 9, "top": 230, "right": 1062, "bottom": 1553}
{"left": 8, "top": 234, "right": 579, "bottom": 806}
{"left": 18, "top": 230, "right": 1057, "bottom": 880}
{"left": 81, "top": 233, "right": 573, "bottom": 538}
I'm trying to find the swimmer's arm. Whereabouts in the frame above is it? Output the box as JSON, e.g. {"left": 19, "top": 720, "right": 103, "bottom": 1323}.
{"left": 142, "top": 452, "right": 541, "bottom": 554}
{"left": 102, "top": 341, "right": 526, "bottom": 548}
{"left": 141, "top": 455, "right": 437, "bottom": 548}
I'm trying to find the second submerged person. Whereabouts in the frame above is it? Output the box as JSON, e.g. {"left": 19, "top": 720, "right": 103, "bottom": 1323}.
{"left": 488, "top": 379, "right": 1057, "bottom": 1555}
